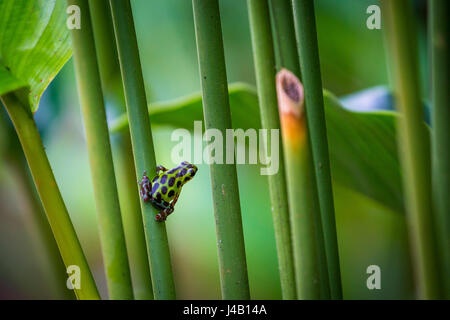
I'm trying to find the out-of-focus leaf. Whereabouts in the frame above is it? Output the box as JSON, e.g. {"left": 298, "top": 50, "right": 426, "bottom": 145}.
{"left": 340, "top": 86, "right": 394, "bottom": 113}
{"left": 111, "top": 83, "right": 405, "bottom": 213}
{"left": 0, "top": 0, "right": 71, "bottom": 112}
{"left": 340, "top": 85, "right": 431, "bottom": 125}
{"left": 111, "top": 83, "right": 261, "bottom": 132}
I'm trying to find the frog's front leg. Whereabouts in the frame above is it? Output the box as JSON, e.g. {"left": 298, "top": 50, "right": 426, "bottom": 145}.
{"left": 156, "top": 165, "right": 168, "bottom": 175}
{"left": 138, "top": 170, "right": 152, "bottom": 202}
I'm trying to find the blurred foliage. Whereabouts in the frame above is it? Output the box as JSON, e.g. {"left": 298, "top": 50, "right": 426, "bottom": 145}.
{"left": 0, "top": 0, "right": 428, "bottom": 299}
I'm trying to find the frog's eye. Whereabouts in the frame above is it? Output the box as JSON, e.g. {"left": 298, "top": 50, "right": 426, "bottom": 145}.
{"left": 187, "top": 168, "right": 197, "bottom": 177}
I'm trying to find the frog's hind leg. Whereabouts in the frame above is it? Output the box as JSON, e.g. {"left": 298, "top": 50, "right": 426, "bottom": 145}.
{"left": 155, "top": 206, "right": 174, "bottom": 222}
{"left": 156, "top": 193, "right": 180, "bottom": 222}
{"left": 151, "top": 198, "right": 169, "bottom": 222}
{"left": 168, "top": 193, "right": 179, "bottom": 216}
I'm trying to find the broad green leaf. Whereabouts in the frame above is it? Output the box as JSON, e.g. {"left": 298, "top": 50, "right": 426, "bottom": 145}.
{"left": 0, "top": 0, "right": 71, "bottom": 112}
{"left": 110, "top": 83, "right": 404, "bottom": 213}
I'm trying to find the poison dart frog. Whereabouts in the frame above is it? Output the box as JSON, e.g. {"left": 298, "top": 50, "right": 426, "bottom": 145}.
{"left": 138, "top": 161, "right": 198, "bottom": 222}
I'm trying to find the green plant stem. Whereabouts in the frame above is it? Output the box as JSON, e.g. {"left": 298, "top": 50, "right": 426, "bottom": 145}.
{"left": 89, "top": 0, "right": 153, "bottom": 300}
{"left": 88, "top": 0, "right": 122, "bottom": 96}
{"left": 109, "top": 0, "right": 175, "bottom": 300}
{"left": 291, "top": 0, "right": 342, "bottom": 299}
{"left": 276, "top": 69, "right": 320, "bottom": 299}
{"left": 381, "top": 0, "right": 439, "bottom": 299}
{"left": 268, "top": 0, "right": 301, "bottom": 78}
{"left": 305, "top": 140, "right": 330, "bottom": 299}
{"left": 430, "top": 0, "right": 450, "bottom": 299}
{"left": 68, "top": 0, "right": 133, "bottom": 300}
{"left": 1, "top": 93, "right": 100, "bottom": 300}
{"left": 192, "top": 0, "right": 250, "bottom": 300}
{"left": 246, "top": 0, "right": 295, "bottom": 300}
{"left": 113, "top": 132, "right": 154, "bottom": 300}
{"left": 269, "top": 0, "right": 330, "bottom": 299}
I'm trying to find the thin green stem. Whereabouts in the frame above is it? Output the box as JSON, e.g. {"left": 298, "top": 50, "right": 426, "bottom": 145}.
{"left": 305, "top": 141, "right": 330, "bottom": 299}
{"left": 89, "top": 0, "right": 153, "bottom": 300}
{"left": 109, "top": 0, "right": 176, "bottom": 299}
{"left": 291, "top": 0, "right": 342, "bottom": 299}
{"left": 68, "top": 0, "right": 133, "bottom": 300}
{"left": 430, "top": 0, "right": 450, "bottom": 299}
{"left": 1, "top": 93, "right": 100, "bottom": 300}
{"left": 268, "top": 0, "right": 301, "bottom": 78}
{"left": 246, "top": 0, "right": 296, "bottom": 300}
{"left": 88, "top": 0, "right": 122, "bottom": 96}
{"left": 192, "top": 0, "right": 250, "bottom": 300}
{"left": 381, "top": 0, "right": 439, "bottom": 299}
{"left": 276, "top": 69, "right": 320, "bottom": 299}
{"left": 113, "top": 133, "right": 154, "bottom": 300}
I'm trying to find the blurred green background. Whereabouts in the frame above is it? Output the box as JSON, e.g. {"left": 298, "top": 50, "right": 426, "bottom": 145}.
{"left": 0, "top": 0, "right": 428, "bottom": 299}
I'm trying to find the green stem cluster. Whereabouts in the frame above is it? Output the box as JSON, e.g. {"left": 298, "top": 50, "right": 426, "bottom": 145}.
{"left": 89, "top": 0, "right": 153, "bottom": 300}
{"left": 68, "top": 0, "right": 133, "bottom": 300}
{"left": 246, "top": 0, "right": 295, "bottom": 300}
{"left": 291, "top": 0, "right": 342, "bottom": 299}
{"left": 268, "top": 0, "right": 301, "bottom": 78}
{"left": 276, "top": 69, "right": 320, "bottom": 299}
{"left": 110, "top": 0, "right": 176, "bottom": 299}
{"left": 192, "top": 0, "right": 250, "bottom": 300}
{"left": 269, "top": 0, "right": 330, "bottom": 299}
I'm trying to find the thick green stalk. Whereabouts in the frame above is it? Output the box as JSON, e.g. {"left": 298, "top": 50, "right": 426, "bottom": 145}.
{"left": 68, "top": 0, "right": 133, "bottom": 300}
{"left": 0, "top": 111, "right": 73, "bottom": 299}
{"left": 276, "top": 69, "right": 320, "bottom": 299}
{"left": 192, "top": 0, "right": 250, "bottom": 300}
{"left": 291, "top": 0, "right": 342, "bottom": 299}
{"left": 89, "top": 0, "right": 153, "bottom": 300}
{"left": 246, "top": 0, "right": 296, "bottom": 300}
{"left": 430, "top": 0, "right": 450, "bottom": 299}
{"left": 1, "top": 93, "right": 100, "bottom": 300}
{"left": 269, "top": 0, "right": 330, "bottom": 299}
{"left": 269, "top": 0, "right": 301, "bottom": 78}
{"left": 11, "top": 160, "right": 74, "bottom": 299}
{"left": 109, "top": 0, "right": 175, "bottom": 299}
{"left": 381, "top": 0, "right": 439, "bottom": 299}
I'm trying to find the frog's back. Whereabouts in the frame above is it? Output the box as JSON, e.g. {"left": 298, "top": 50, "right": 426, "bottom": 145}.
{"left": 151, "top": 162, "right": 197, "bottom": 203}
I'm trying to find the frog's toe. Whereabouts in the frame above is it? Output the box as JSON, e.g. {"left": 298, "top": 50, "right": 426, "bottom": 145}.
{"left": 155, "top": 212, "right": 165, "bottom": 222}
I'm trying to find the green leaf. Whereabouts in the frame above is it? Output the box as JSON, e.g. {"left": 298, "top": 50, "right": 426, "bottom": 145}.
{"left": 110, "top": 83, "right": 404, "bottom": 213}
{"left": 0, "top": 0, "right": 71, "bottom": 112}
{"left": 323, "top": 91, "right": 403, "bottom": 213}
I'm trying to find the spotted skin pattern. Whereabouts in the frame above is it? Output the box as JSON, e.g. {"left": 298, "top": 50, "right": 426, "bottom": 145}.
{"left": 138, "top": 161, "right": 198, "bottom": 222}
